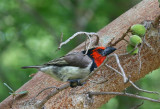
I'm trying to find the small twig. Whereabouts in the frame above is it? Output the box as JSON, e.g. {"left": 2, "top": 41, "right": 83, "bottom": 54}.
{"left": 84, "top": 37, "right": 88, "bottom": 51}
{"left": 58, "top": 32, "right": 98, "bottom": 50}
{"left": 84, "top": 33, "right": 99, "bottom": 51}
{"left": 105, "top": 64, "right": 122, "bottom": 76}
{"left": 35, "top": 84, "right": 70, "bottom": 108}
{"left": 144, "top": 41, "right": 154, "bottom": 51}
{"left": 130, "top": 101, "right": 144, "bottom": 109}
{"left": 123, "top": 38, "right": 130, "bottom": 43}
{"left": 94, "top": 34, "right": 100, "bottom": 46}
{"left": 142, "top": 20, "right": 153, "bottom": 30}
{"left": 143, "top": 34, "right": 155, "bottom": 52}
{"left": 118, "top": 45, "right": 139, "bottom": 57}
{"left": 86, "top": 92, "right": 160, "bottom": 103}
{"left": 105, "top": 64, "right": 159, "bottom": 95}
{"left": 35, "top": 86, "right": 59, "bottom": 98}
{"left": 110, "top": 28, "right": 130, "bottom": 46}
{"left": 113, "top": 53, "right": 128, "bottom": 83}
{"left": 3, "top": 83, "right": 14, "bottom": 92}
{"left": 84, "top": 34, "right": 92, "bottom": 55}
{"left": 138, "top": 42, "right": 143, "bottom": 74}
{"left": 129, "top": 81, "right": 159, "bottom": 95}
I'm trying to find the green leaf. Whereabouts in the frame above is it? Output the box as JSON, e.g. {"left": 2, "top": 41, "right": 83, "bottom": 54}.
{"left": 3, "top": 83, "right": 14, "bottom": 92}
{"left": 16, "top": 91, "right": 28, "bottom": 95}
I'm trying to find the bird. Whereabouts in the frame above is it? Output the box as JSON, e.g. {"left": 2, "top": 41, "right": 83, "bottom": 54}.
{"left": 22, "top": 46, "right": 116, "bottom": 88}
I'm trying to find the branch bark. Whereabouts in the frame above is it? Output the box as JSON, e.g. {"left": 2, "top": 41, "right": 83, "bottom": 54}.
{"left": 0, "top": 0, "right": 160, "bottom": 109}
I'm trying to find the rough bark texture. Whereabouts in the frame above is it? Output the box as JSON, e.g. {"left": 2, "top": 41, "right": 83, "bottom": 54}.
{"left": 0, "top": 0, "right": 160, "bottom": 109}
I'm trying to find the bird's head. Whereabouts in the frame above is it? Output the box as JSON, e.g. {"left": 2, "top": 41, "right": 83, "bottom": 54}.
{"left": 88, "top": 46, "right": 116, "bottom": 67}
{"left": 92, "top": 46, "right": 116, "bottom": 56}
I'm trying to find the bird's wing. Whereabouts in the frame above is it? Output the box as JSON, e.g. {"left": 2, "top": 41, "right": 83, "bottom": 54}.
{"left": 44, "top": 56, "right": 68, "bottom": 66}
{"left": 44, "top": 52, "right": 92, "bottom": 68}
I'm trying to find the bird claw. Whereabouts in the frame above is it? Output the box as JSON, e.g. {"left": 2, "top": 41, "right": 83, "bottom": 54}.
{"left": 68, "top": 79, "right": 86, "bottom": 88}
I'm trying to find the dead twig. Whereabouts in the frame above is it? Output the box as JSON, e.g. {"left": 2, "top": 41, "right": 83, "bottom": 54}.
{"left": 105, "top": 64, "right": 159, "bottom": 95}
{"left": 138, "top": 42, "right": 143, "bottom": 74}
{"left": 130, "top": 101, "right": 144, "bottom": 109}
{"left": 34, "top": 86, "right": 59, "bottom": 98}
{"left": 84, "top": 34, "right": 92, "bottom": 55}
{"left": 129, "top": 81, "right": 159, "bottom": 95}
{"left": 110, "top": 28, "right": 130, "bottom": 46}
{"left": 118, "top": 45, "right": 139, "bottom": 57}
{"left": 86, "top": 92, "right": 160, "bottom": 103}
{"left": 113, "top": 53, "right": 128, "bottom": 83}
{"left": 35, "top": 84, "right": 70, "bottom": 108}
{"left": 58, "top": 32, "right": 99, "bottom": 50}
{"left": 143, "top": 34, "right": 155, "bottom": 52}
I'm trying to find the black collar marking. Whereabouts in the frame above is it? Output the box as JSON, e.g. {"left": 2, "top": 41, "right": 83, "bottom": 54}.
{"left": 82, "top": 49, "right": 97, "bottom": 72}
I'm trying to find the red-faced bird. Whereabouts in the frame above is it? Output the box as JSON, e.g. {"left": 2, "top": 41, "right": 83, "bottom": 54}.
{"left": 22, "top": 47, "right": 116, "bottom": 87}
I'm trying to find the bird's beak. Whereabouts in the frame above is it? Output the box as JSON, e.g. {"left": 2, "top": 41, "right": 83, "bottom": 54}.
{"left": 103, "top": 47, "right": 116, "bottom": 56}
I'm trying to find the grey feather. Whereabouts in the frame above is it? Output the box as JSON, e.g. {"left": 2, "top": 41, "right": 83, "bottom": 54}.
{"left": 21, "top": 66, "right": 42, "bottom": 69}
{"left": 44, "top": 52, "right": 92, "bottom": 68}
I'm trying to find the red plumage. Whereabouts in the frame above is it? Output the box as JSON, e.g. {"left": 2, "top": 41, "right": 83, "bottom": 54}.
{"left": 90, "top": 47, "right": 106, "bottom": 67}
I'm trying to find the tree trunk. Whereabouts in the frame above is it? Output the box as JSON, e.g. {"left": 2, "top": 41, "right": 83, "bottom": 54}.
{"left": 0, "top": 0, "right": 160, "bottom": 109}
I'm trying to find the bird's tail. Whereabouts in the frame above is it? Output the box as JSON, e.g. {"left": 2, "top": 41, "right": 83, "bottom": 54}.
{"left": 21, "top": 66, "right": 42, "bottom": 69}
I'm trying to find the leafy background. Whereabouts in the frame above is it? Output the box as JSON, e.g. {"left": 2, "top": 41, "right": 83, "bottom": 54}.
{"left": 0, "top": 0, "right": 160, "bottom": 108}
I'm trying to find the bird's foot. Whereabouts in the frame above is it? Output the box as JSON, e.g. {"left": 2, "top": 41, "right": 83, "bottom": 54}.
{"left": 68, "top": 79, "right": 86, "bottom": 88}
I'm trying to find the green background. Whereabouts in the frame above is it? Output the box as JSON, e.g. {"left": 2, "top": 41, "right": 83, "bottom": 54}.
{"left": 0, "top": 0, "right": 160, "bottom": 108}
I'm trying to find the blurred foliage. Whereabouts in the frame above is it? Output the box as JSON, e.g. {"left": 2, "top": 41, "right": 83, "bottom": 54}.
{"left": 0, "top": 0, "right": 160, "bottom": 109}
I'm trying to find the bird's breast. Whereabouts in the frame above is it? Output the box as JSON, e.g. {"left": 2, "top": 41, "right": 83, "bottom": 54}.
{"left": 94, "top": 56, "right": 106, "bottom": 67}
